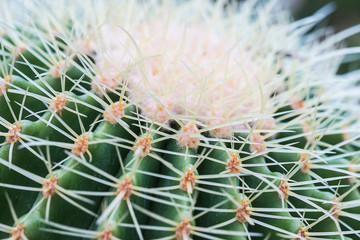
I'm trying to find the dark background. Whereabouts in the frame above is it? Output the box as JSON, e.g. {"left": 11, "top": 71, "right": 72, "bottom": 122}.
{"left": 229, "top": 0, "right": 360, "bottom": 72}
{"left": 295, "top": 0, "right": 360, "bottom": 72}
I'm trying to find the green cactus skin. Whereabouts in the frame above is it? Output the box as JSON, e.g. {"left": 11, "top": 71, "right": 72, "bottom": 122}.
{"left": 195, "top": 143, "right": 248, "bottom": 240}
{"left": 95, "top": 129, "right": 163, "bottom": 239}
{"left": 1, "top": 1, "right": 360, "bottom": 240}
{"left": 144, "top": 140, "right": 198, "bottom": 239}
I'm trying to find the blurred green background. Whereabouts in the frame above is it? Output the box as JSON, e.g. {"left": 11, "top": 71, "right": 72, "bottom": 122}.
{"left": 294, "top": 0, "right": 360, "bottom": 31}
{"left": 229, "top": 0, "right": 360, "bottom": 72}
{"left": 293, "top": 0, "right": 360, "bottom": 72}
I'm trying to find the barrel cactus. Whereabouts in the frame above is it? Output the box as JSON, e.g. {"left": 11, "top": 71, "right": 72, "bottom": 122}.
{"left": 1, "top": 0, "right": 360, "bottom": 239}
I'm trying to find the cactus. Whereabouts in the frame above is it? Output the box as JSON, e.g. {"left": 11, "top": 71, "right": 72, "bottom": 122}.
{"left": 1, "top": 0, "right": 360, "bottom": 239}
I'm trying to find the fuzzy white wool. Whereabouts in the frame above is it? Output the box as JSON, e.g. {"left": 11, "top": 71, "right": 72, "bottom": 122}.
{"left": 89, "top": 8, "right": 281, "bottom": 137}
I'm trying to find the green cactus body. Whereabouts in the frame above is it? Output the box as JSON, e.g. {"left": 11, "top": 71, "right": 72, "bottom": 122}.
{"left": 95, "top": 129, "right": 163, "bottom": 239}
{"left": 196, "top": 143, "right": 247, "bottom": 240}
{"left": 0, "top": 1, "right": 360, "bottom": 240}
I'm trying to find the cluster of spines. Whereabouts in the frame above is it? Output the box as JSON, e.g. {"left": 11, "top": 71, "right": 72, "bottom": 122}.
{"left": 0, "top": 1, "right": 360, "bottom": 240}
